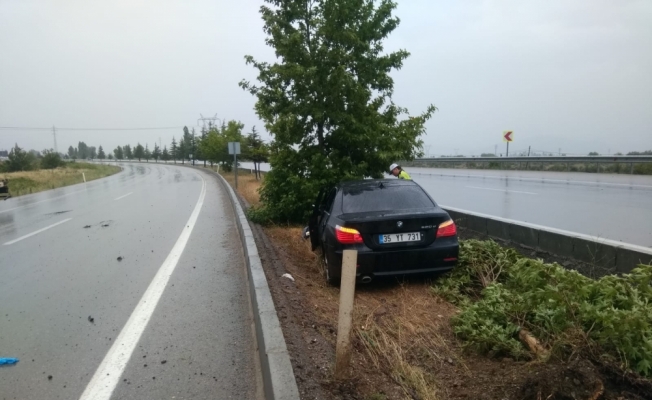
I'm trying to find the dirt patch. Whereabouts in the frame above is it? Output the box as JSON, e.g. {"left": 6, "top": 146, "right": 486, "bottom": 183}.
{"left": 221, "top": 172, "right": 652, "bottom": 400}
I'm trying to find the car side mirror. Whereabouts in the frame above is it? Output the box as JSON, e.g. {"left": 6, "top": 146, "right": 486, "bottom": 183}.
{"left": 302, "top": 226, "right": 310, "bottom": 240}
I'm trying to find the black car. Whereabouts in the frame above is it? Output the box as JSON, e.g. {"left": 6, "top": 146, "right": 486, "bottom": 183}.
{"left": 308, "top": 179, "right": 459, "bottom": 285}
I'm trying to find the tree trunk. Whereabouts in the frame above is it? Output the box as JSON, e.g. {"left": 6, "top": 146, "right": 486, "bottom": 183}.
{"left": 317, "top": 122, "right": 325, "bottom": 153}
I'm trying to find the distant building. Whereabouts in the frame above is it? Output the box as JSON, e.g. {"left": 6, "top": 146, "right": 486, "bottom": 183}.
{"left": 0, "top": 150, "right": 8, "bottom": 157}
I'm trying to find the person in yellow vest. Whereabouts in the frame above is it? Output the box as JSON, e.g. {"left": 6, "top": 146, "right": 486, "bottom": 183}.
{"left": 389, "top": 163, "right": 411, "bottom": 180}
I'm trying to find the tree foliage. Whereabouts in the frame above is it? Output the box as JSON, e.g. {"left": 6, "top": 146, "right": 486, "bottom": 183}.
{"left": 134, "top": 143, "right": 145, "bottom": 161}
{"left": 240, "top": 0, "right": 436, "bottom": 223}
{"left": 124, "top": 145, "right": 133, "bottom": 160}
{"left": 152, "top": 144, "right": 161, "bottom": 161}
{"left": 198, "top": 120, "right": 245, "bottom": 171}
{"left": 243, "top": 126, "right": 270, "bottom": 180}
{"left": 170, "top": 138, "right": 178, "bottom": 163}
{"left": 113, "top": 146, "right": 124, "bottom": 160}
{"left": 6, "top": 144, "right": 36, "bottom": 172}
{"left": 41, "top": 149, "right": 64, "bottom": 169}
{"left": 98, "top": 146, "right": 106, "bottom": 160}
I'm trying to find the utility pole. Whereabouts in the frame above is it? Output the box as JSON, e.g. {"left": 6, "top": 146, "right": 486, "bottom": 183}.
{"left": 197, "top": 113, "right": 221, "bottom": 130}
{"left": 494, "top": 144, "right": 497, "bottom": 156}
{"left": 52, "top": 126, "right": 59, "bottom": 154}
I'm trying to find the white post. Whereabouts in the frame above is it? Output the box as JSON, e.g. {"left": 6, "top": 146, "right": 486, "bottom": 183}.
{"left": 82, "top": 173, "right": 86, "bottom": 183}
{"left": 334, "top": 249, "right": 357, "bottom": 380}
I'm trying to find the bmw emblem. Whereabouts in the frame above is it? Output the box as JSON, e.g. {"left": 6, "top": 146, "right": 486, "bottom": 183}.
{"left": 397, "top": 221, "right": 403, "bottom": 228}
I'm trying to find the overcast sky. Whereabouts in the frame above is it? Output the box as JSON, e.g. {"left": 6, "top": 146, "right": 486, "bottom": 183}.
{"left": 1, "top": 0, "right": 651, "bottom": 157}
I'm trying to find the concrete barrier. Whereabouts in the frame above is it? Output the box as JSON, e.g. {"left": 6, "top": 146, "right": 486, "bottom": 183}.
{"left": 211, "top": 169, "right": 300, "bottom": 400}
{"left": 442, "top": 205, "right": 652, "bottom": 273}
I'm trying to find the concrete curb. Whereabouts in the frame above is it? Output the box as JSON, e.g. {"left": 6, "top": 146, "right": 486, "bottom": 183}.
{"left": 442, "top": 205, "right": 652, "bottom": 273}
{"left": 212, "top": 172, "right": 300, "bottom": 400}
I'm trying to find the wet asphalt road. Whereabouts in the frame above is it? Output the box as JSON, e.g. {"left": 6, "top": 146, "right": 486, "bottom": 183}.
{"left": 409, "top": 167, "right": 652, "bottom": 248}
{"left": 0, "top": 163, "right": 261, "bottom": 400}
{"left": 240, "top": 162, "right": 652, "bottom": 248}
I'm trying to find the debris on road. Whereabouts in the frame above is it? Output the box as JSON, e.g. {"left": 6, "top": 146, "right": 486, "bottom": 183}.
{"left": 83, "top": 225, "right": 91, "bottom": 229}
{"left": 88, "top": 316, "right": 94, "bottom": 323}
{"left": 281, "top": 273, "right": 295, "bottom": 282}
{"left": 117, "top": 256, "right": 123, "bottom": 262}
{"left": 0, "top": 358, "right": 19, "bottom": 365}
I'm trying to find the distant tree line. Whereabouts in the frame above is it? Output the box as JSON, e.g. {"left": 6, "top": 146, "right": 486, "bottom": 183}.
{"left": 1, "top": 144, "right": 68, "bottom": 172}
{"left": 110, "top": 121, "right": 270, "bottom": 179}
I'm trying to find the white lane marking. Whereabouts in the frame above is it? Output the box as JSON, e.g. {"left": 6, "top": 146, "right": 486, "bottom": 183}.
{"left": 114, "top": 192, "right": 133, "bottom": 201}
{"left": 465, "top": 186, "right": 537, "bottom": 195}
{"left": 79, "top": 177, "right": 206, "bottom": 400}
{"left": 3, "top": 218, "right": 73, "bottom": 245}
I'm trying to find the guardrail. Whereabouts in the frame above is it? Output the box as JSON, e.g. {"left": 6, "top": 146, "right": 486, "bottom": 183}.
{"left": 416, "top": 156, "right": 652, "bottom": 163}
{"left": 442, "top": 205, "right": 652, "bottom": 275}
{"left": 410, "top": 155, "right": 652, "bottom": 174}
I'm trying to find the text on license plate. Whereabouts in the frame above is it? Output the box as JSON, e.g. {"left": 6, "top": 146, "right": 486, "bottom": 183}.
{"left": 379, "top": 232, "right": 421, "bottom": 244}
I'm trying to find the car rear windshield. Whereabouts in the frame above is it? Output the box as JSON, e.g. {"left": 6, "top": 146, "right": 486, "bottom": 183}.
{"left": 342, "top": 185, "right": 435, "bottom": 213}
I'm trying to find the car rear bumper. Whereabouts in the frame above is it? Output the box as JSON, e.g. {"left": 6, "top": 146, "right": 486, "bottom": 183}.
{"left": 331, "top": 239, "right": 459, "bottom": 278}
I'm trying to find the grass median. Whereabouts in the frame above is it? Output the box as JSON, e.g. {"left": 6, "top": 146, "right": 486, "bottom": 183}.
{"left": 3, "top": 162, "right": 122, "bottom": 197}
{"left": 217, "top": 168, "right": 652, "bottom": 400}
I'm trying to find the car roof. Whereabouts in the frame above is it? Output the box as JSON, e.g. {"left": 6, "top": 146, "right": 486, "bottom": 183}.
{"left": 338, "top": 179, "right": 417, "bottom": 190}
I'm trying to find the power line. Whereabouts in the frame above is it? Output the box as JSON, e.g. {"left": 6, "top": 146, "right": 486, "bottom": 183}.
{"left": 0, "top": 126, "right": 185, "bottom": 131}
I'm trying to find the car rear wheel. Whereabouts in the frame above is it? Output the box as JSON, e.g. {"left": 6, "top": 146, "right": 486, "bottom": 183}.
{"left": 321, "top": 246, "right": 339, "bottom": 286}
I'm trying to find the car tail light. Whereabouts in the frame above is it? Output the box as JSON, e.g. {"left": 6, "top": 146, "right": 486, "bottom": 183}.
{"left": 436, "top": 220, "right": 457, "bottom": 238}
{"left": 335, "top": 225, "right": 363, "bottom": 244}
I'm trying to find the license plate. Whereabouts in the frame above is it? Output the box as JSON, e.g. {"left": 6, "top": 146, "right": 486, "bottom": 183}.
{"left": 379, "top": 232, "right": 421, "bottom": 244}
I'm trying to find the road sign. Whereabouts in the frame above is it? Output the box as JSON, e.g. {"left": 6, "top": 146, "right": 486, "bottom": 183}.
{"left": 228, "top": 142, "right": 241, "bottom": 155}
{"left": 503, "top": 131, "right": 514, "bottom": 142}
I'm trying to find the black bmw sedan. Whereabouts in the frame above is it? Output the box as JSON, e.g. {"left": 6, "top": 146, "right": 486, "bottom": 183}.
{"left": 308, "top": 179, "right": 459, "bottom": 285}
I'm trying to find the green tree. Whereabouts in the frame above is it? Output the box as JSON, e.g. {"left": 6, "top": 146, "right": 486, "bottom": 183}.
{"left": 68, "top": 146, "right": 76, "bottom": 160}
{"left": 124, "top": 145, "right": 133, "bottom": 160}
{"left": 78, "top": 142, "right": 89, "bottom": 159}
{"left": 41, "top": 149, "right": 64, "bottom": 169}
{"left": 114, "top": 146, "right": 124, "bottom": 160}
{"left": 108, "top": 153, "right": 114, "bottom": 160}
{"left": 588, "top": 152, "right": 600, "bottom": 156}
{"left": 152, "top": 143, "right": 161, "bottom": 162}
{"left": 98, "top": 146, "right": 106, "bottom": 160}
{"left": 7, "top": 144, "right": 36, "bottom": 172}
{"left": 244, "top": 126, "right": 269, "bottom": 180}
{"left": 198, "top": 127, "right": 208, "bottom": 166}
{"left": 89, "top": 146, "right": 97, "bottom": 159}
{"left": 144, "top": 144, "right": 151, "bottom": 162}
{"left": 199, "top": 120, "right": 245, "bottom": 171}
{"left": 240, "top": 0, "right": 436, "bottom": 223}
{"left": 170, "top": 137, "right": 178, "bottom": 164}
{"left": 178, "top": 138, "right": 186, "bottom": 164}
{"left": 134, "top": 143, "right": 145, "bottom": 161}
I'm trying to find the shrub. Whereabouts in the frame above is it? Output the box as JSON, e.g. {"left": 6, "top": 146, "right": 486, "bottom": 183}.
{"left": 40, "top": 150, "right": 64, "bottom": 169}
{"left": 434, "top": 240, "right": 652, "bottom": 376}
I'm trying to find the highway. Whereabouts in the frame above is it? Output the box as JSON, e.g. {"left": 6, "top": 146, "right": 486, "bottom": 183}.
{"left": 240, "top": 163, "right": 652, "bottom": 248}
{"left": 0, "top": 163, "right": 261, "bottom": 400}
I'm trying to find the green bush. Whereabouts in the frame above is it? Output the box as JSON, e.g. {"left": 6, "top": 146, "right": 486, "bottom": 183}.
{"left": 40, "top": 151, "right": 64, "bottom": 169}
{"left": 434, "top": 240, "right": 652, "bottom": 376}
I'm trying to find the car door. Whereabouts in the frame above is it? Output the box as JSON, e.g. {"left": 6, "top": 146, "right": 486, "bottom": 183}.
{"left": 308, "top": 189, "right": 325, "bottom": 250}
{"left": 317, "top": 188, "right": 337, "bottom": 243}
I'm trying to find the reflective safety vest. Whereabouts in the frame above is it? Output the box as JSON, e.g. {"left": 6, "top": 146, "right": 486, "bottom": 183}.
{"left": 398, "top": 170, "right": 411, "bottom": 180}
